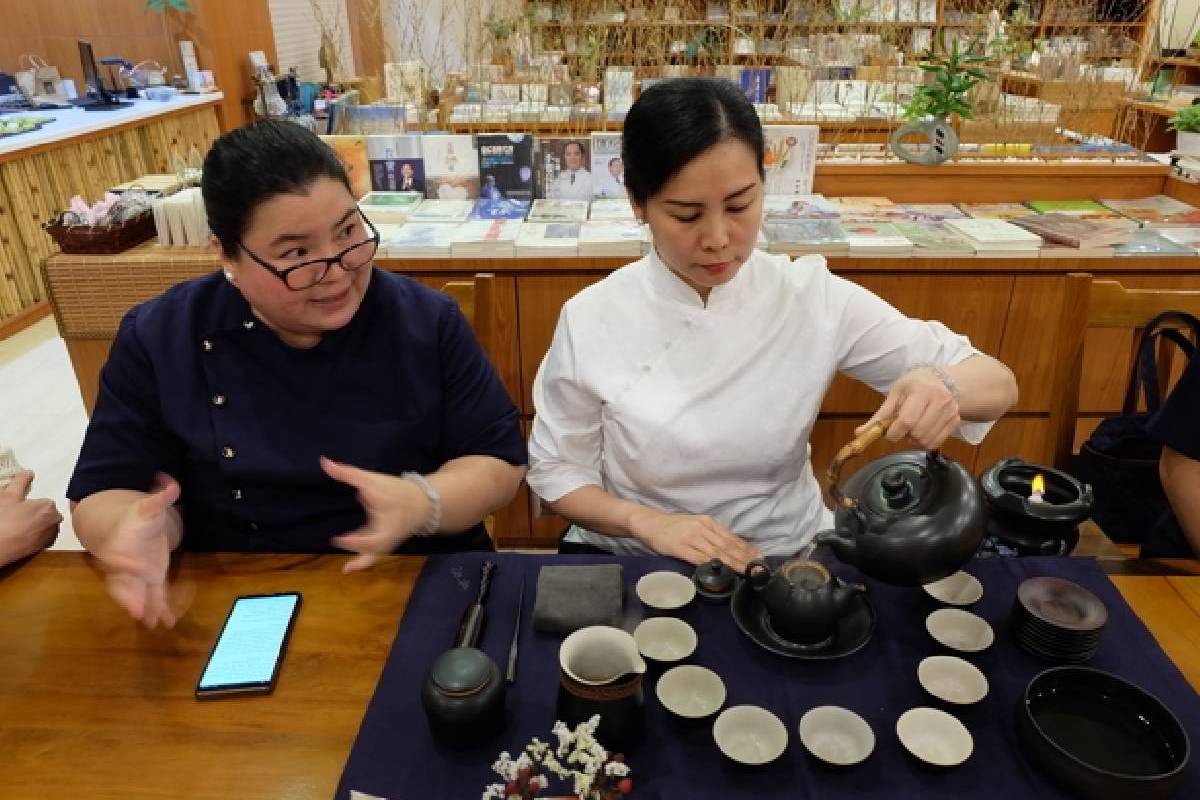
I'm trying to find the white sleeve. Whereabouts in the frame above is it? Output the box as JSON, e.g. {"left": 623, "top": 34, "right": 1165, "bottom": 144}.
{"left": 527, "top": 306, "right": 606, "bottom": 502}
{"left": 829, "top": 271, "right": 994, "bottom": 445}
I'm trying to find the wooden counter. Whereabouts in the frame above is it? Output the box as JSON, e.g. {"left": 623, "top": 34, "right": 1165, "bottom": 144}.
{"left": 0, "top": 94, "right": 222, "bottom": 328}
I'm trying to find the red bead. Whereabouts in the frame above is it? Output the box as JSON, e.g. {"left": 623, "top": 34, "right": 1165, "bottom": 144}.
{"left": 618, "top": 778, "right": 633, "bottom": 794}
{"left": 505, "top": 780, "right": 520, "bottom": 795}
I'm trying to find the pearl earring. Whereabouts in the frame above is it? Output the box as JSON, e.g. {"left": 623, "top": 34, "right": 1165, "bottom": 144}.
{"left": 224, "top": 271, "right": 235, "bottom": 282}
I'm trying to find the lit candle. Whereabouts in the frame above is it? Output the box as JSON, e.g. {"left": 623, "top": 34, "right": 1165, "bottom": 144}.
{"left": 1030, "top": 473, "right": 1046, "bottom": 504}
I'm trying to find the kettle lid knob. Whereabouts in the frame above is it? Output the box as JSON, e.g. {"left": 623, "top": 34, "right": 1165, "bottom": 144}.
{"left": 881, "top": 468, "right": 915, "bottom": 509}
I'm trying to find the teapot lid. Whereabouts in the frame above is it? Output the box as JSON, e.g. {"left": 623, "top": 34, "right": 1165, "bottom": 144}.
{"left": 693, "top": 559, "right": 736, "bottom": 596}
{"left": 859, "top": 458, "right": 935, "bottom": 518}
{"left": 430, "top": 647, "right": 493, "bottom": 695}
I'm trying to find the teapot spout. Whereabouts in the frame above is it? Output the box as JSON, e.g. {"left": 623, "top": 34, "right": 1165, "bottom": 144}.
{"left": 815, "top": 528, "right": 858, "bottom": 565}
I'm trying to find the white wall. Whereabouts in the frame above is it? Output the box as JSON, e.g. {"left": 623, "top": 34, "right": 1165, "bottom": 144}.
{"left": 268, "top": 0, "right": 357, "bottom": 83}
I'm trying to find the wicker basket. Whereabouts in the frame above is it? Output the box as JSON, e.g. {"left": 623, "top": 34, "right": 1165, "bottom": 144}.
{"left": 43, "top": 210, "right": 157, "bottom": 255}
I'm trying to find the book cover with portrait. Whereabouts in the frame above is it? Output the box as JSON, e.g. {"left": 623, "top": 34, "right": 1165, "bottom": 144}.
{"left": 475, "top": 133, "right": 535, "bottom": 201}
{"left": 421, "top": 134, "right": 480, "bottom": 200}
{"left": 366, "top": 133, "right": 424, "bottom": 193}
{"left": 536, "top": 137, "right": 592, "bottom": 201}
{"left": 590, "top": 132, "right": 625, "bottom": 199}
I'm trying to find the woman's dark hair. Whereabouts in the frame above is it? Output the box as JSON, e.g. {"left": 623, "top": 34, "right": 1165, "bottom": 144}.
{"left": 621, "top": 77, "right": 764, "bottom": 206}
{"left": 202, "top": 119, "right": 351, "bottom": 254}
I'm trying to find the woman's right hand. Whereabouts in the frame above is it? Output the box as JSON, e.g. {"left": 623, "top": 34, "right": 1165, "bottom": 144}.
{"left": 628, "top": 508, "right": 761, "bottom": 573}
{"left": 94, "top": 474, "right": 182, "bottom": 628}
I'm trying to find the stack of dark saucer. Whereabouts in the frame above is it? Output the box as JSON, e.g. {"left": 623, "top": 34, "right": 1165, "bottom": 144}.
{"left": 1011, "top": 577, "right": 1107, "bottom": 663}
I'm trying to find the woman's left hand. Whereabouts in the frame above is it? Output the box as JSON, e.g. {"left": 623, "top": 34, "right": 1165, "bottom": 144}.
{"left": 321, "top": 457, "right": 434, "bottom": 573}
{"left": 857, "top": 366, "right": 960, "bottom": 451}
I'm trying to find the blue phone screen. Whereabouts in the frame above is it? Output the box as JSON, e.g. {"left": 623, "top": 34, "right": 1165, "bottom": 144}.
{"left": 199, "top": 594, "right": 299, "bottom": 689}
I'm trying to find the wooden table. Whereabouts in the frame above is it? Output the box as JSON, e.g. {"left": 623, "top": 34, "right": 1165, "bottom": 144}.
{"left": 1, "top": 551, "right": 1196, "bottom": 799}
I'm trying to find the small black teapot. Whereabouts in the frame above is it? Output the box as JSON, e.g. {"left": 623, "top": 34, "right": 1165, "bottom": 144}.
{"left": 745, "top": 559, "right": 864, "bottom": 646}
{"left": 816, "top": 420, "right": 986, "bottom": 586}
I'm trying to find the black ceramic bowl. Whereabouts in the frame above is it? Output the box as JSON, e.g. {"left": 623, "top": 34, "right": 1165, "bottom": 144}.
{"left": 1016, "top": 667, "right": 1190, "bottom": 800}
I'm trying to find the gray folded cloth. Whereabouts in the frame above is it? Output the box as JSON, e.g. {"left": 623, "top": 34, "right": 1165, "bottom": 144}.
{"left": 533, "top": 564, "right": 625, "bottom": 634}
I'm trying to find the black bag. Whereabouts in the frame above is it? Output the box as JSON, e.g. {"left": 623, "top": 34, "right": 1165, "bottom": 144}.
{"left": 1071, "top": 311, "right": 1200, "bottom": 543}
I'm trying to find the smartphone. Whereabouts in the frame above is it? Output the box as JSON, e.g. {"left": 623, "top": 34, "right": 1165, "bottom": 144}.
{"left": 196, "top": 592, "right": 302, "bottom": 699}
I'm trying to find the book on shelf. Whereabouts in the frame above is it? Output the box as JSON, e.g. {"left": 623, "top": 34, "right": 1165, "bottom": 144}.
{"left": 1025, "top": 199, "right": 1127, "bottom": 221}
{"left": 537, "top": 137, "right": 593, "bottom": 200}
{"left": 1100, "top": 195, "right": 1200, "bottom": 227}
{"left": 590, "top": 132, "right": 625, "bottom": 199}
{"left": 763, "top": 126, "right": 820, "bottom": 195}
{"left": 892, "top": 222, "right": 977, "bottom": 256}
{"left": 589, "top": 198, "right": 636, "bottom": 221}
{"left": 763, "top": 194, "right": 840, "bottom": 220}
{"left": 380, "top": 222, "right": 458, "bottom": 257}
{"left": 1009, "top": 213, "right": 1136, "bottom": 249}
{"left": 604, "top": 67, "right": 634, "bottom": 115}
{"left": 341, "top": 104, "right": 407, "bottom": 135}
{"left": 1113, "top": 228, "right": 1198, "bottom": 257}
{"left": 843, "top": 222, "right": 915, "bottom": 256}
{"left": 1156, "top": 227, "right": 1200, "bottom": 251}
{"left": 450, "top": 219, "right": 522, "bottom": 257}
{"left": 421, "top": 134, "right": 480, "bottom": 200}
{"left": 515, "top": 222, "right": 581, "bottom": 256}
{"left": 406, "top": 198, "right": 474, "bottom": 223}
{"left": 319, "top": 135, "right": 372, "bottom": 200}
{"left": 475, "top": 133, "right": 535, "bottom": 201}
{"left": 957, "top": 202, "right": 1037, "bottom": 221}
{"left": 896, "top": 203, "right": 968, "bottom": 223}
{"left": 529, "top": 199, "right": 589, "bottom": 222}
{"left": 578, "top": 221, "right": 649, "bottom": 257}
{"left": 366, "top": 134, "right": 425, "bottom": 193}
{"left": 945, "top": 218, "right": 1043, "bottom": 251}
{"left": 740, "top": 68, "right": 772, "bottom": 104}
{"left": 110, "top": 174, "right": 183, "bottom": 196}
{"left": 762, "top": 218, "right": 850, "bottom": 255}
{"left": 828, "top": 196, "right": 897, "bottom": 215}
{"left": 471, "top": 198, "right": 531, "bottom": 220}
{"left": 359, "top": 191, "right": 425, "bottom": 224}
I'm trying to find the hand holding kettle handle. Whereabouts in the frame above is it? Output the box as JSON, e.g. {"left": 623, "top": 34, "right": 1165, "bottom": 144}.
{"left": 823, "top": 419, "right": 893, "bottom": 510}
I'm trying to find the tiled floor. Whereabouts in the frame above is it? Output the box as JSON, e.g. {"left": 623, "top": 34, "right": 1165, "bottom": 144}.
{"left": 0, "top": 316, "right": 87, "bottom": 550}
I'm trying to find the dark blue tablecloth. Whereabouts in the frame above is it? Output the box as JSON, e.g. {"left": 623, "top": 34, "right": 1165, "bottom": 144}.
{"left": 337, "top": 554, "right": 1200, "bottom": 799}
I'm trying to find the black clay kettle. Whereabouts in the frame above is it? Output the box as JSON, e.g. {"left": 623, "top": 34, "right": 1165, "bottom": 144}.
{"left": 815, "top": 420, "right": 986, "bottom": 586}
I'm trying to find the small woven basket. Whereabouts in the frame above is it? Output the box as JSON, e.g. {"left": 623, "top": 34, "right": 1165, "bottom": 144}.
{"left": 43, "top": 210, "right": 156, "bottom": 255}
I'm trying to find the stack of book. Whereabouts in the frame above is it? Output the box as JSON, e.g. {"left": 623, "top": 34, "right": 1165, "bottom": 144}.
{"left": 892, "top": 222, "right": 977, "bottom": 257}
{"left": 578, "top": 221, "right": 648, "bottom": 256}
{"left": 450, "top": 219, "right": 522, "bottom": 257}
{"left": 529, "top": 199, "right": 589, "bottom": 222}
{"left": 843, "top": 222, "right": 914, "bottom": 257}
{"left": 1010, "top": 213, "right": 1135, "bottom": 256}
{"left": 958, "top": 202, "right": 1036, "bottom": 221}
{"left": 359, "top": 191, "right": 424, "bottom": 224}
{"left": 762, "top": 218, "right": 849, "bottom": 255}
{"left": 944, "top": 218, "right": 1042, "bottom": 256}
{"left": 829, "top": 197, "right": 910, "bottom": 223}
{"left": 1157, "top": 228, "right": 1200, "bottom": 252}
{"left": 471, "top": 198, "right": 531, "bottom": 220}
{"left": 762, "top": 194, "right": 840, "bottom": 220}
{"left": 588, "top": 198, "right": 636, "bottom": 221}
{"left": 1026, "top": 200, "right": 1127, "bottom": 221}
{"left": 382, "top": 223, "right": 458, "bottom": 257}
{"left": 1100, "top": 195, "right": 1200, "bottom": 228}
{"left": 896, "top": 203, "right": 968, "bottom": 223}
{"left": 152, "top": 187, "right": 209, "bottom": 247}
{"left": 407, "top": 199, "right": 475, "bottom": 223}
{"left": 516, "top": 222, "right": 581, "bottom": 256}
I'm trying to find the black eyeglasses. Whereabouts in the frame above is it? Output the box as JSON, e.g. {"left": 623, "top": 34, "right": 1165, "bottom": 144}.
{"left": 238, "top": 212, "right": 381, "bottom": 290}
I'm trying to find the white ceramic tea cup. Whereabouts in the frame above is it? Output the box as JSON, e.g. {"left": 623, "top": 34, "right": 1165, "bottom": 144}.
{"left": 713, "top": 705, "right": 788, "bottom": 766}
{"left": 896, "top": 707, "right": 974, "bottom": 767}
{"left": 636, "top": 571, "right": 696, "bottom": 611}
{"left": 797, "top": 706, "right": 875, "bottom": 766}
{"left": 656, "top": 665, "right": 725, "bottom": 719}
{"left": 633, "top": 617, "right": 697, "bottom": 664}
{"left": 926, "top": 608, "right": 994, "bottom": 653}
{"left": 918, "top": 655, "right": 989, "bottom": 705}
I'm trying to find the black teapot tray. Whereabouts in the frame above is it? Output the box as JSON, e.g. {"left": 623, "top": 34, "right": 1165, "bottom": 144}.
{"left": 731, "top": 579, "right": 876, "bottom": 660}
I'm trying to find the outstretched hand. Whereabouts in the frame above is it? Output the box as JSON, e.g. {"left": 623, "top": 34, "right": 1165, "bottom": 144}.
{"left": 94, "top": 473, "right": 187, "bottom": 628}
{"left": 322, "top": 457, "right": 434, "bottom": 573}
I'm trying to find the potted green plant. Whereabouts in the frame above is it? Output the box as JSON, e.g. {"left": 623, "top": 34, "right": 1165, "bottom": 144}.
{"left": 1168, "top": 105, "right": 1200, "bottom": 154}
{"left": 890, "top": 38, "right": 990, "bottom": 165}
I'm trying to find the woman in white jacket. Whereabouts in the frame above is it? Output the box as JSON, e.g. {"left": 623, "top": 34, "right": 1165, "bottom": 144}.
{"left": 527, "top": 78, "right": 1018, "bottom": 571}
